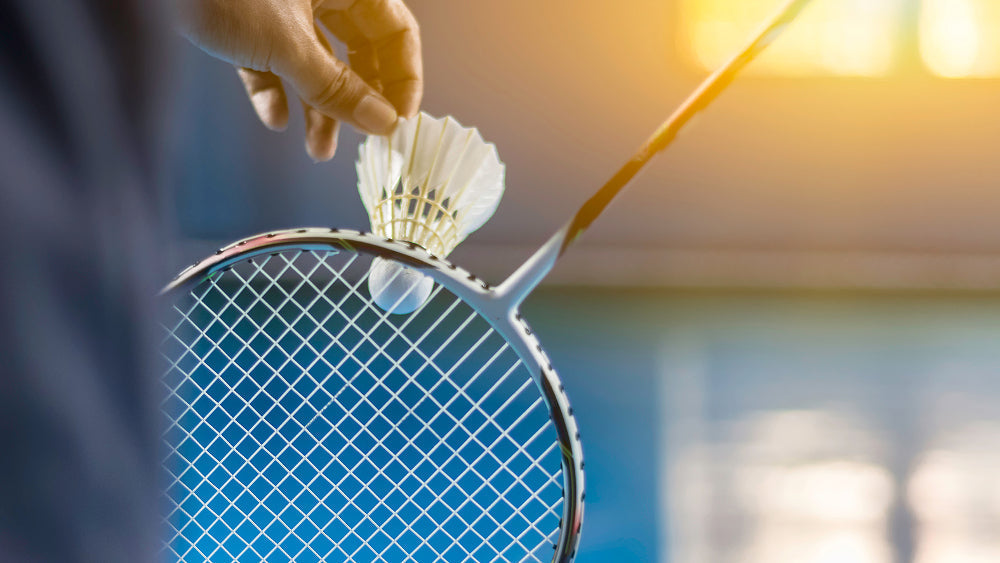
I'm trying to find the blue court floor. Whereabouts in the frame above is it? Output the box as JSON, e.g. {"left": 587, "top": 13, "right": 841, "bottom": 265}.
{"left": 527, "top": 288, "right": 1000, "bottom": 563}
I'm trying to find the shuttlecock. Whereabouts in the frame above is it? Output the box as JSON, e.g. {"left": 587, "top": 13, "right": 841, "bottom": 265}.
{"left": 357, "top": 112, "right": 505, "bottom": 314}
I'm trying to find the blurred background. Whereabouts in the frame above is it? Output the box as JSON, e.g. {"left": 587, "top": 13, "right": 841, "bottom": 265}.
{"left": 163, "top": 0, "right": 1000, "bottom": 561}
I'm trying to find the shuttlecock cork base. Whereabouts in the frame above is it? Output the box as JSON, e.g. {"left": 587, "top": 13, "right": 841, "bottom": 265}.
{"left": 367, "top": 257, "right": 435, "bottom": 315}
{"left": 357, "top": 112, "right": 505, "bottom": 314}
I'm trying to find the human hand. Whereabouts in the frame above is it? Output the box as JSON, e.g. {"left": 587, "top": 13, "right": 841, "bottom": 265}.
{"left": 178, "top": 0, "right": 422, "bottom": 161}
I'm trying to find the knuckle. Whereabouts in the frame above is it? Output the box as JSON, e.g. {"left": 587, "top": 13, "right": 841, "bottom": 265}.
{"left": 314, "top": 62, "right": 360, "bottom": 111}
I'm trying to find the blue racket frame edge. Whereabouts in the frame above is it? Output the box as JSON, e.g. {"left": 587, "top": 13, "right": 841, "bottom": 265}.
{"left": 162, "top": 227, "right": 586, "bottom": 562}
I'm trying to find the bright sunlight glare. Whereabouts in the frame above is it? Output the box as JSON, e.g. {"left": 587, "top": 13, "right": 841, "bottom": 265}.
{"left": 681, "top": 0, "right": 904, "bottom": 76}
{"left": 919, "top": 0, "right": 1000, "bottom": 78}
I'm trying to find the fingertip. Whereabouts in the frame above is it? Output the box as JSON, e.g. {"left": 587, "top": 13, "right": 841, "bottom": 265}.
{"left": 305, "top": 138, "right": 336, "bottom": 162}
{"left": 251, "top": 88, "right": 290, "bottom": 131}
{"left": 304, "top": 106, "right": 340, "bottom": 162}
{"left": 237, "top": 68, "right": 290, "bottom": 131}
{"left": 305, "top": 132, "right": 338, "bottom": 162}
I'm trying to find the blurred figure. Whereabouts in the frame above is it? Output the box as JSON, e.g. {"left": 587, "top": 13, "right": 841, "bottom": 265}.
{"left": 0, "top": 0, "right": 420, "bottom": 561}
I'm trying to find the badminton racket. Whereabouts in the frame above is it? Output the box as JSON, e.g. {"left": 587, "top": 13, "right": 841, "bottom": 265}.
{"left": 159, "top": 1, "right": 811, "bottom": 561}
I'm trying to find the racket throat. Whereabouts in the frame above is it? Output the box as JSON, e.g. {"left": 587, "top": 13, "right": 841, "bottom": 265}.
{"left": 495, "top": 224, "right": 569, "bottom": 308}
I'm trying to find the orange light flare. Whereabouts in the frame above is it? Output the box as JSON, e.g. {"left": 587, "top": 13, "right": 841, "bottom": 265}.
{"left": 680, "top": 0, "right": 905, "bottom": 76}
{"left": 920, "top": 0, "right": 1000, "bottom": 78}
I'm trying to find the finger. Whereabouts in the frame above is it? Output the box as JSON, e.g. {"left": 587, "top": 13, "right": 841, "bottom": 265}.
{"left": 302, "top": 99, "right": 340, "bottom": 162}
{"left": 371, "top": 26, "right": 421, "bottom": 118}
{"left": 318, "top": 10, "right": 381, "bottom": 91}
{"left": 300, "top": 27, "right": 342, "bottom": 160}
{"left": 322, "top": 0, "right": 422, "bottom": 118}
{"left": 236, "top": 68, "right": 289, "bottom": 131}
{"left": 272, "top": 33, "right": 397, "bottom": 134}
{"left": 310, "top": 22, "right": 382, "bottom": 109}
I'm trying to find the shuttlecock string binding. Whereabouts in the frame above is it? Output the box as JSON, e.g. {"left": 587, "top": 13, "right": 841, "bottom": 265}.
{"left": 359, "top": 112, "right": 504, "bottom": 257}
{"left": 357, "top": 111, "right": 505, "bottom": 313}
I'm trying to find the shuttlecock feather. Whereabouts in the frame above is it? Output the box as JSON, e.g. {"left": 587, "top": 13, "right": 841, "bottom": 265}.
{"left": 357, "top": 111, "right": 505, "bottom": 314}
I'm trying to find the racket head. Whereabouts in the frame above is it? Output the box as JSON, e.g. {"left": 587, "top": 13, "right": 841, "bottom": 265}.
{"left": 159, "top": 228, "right": 584, "bottom": 562}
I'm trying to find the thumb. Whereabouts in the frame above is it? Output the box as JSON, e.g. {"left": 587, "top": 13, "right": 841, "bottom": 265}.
{"left": 275, "top": 37, "right": 397, "bottom": 135}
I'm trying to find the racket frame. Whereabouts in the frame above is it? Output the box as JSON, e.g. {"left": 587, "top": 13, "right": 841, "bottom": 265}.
{"left": 163, "top": 227, "right": 586, "bottom": 562}
{"left": 161, "top": 1, "right": 814, "bottom": 558}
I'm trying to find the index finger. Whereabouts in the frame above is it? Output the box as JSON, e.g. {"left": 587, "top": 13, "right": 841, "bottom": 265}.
{"left": 321, "top": 0, "right": 422, "bottom": 118}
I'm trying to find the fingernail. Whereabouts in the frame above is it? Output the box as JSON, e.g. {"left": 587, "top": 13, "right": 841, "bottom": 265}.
{"left": 354, "top": 94, "right": 397, "bottom": 134}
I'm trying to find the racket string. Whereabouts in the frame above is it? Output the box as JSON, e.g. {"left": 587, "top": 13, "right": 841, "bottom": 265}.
{"left": 161, "top": 249, "right": 564, "bottom": 562}
{"left": 164, "top": 258, "right": 358, "bottom": 560}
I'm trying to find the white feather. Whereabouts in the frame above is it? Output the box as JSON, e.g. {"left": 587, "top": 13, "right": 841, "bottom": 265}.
{"left": 356, "top": 112, "right": 505, "bottom": 313}
{"left": 356, "top": 111, "right": 505, "bottom": 256}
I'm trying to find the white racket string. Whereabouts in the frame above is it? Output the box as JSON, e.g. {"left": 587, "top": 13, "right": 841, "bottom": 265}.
{"left": 161, "top": 248, "right": 564, "bottom": 562}
{"left": 159, "top": 1, "right": 815, "bottom": 555}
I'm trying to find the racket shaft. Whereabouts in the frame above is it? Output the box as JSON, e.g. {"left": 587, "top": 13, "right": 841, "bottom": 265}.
{"left": 499, "top": 0, "right": 814, "bottom": 306}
